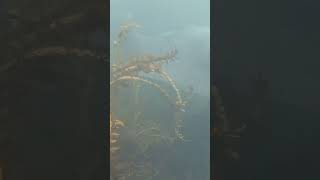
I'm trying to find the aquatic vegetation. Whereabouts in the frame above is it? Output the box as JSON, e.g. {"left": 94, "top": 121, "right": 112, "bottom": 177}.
{"left": 110, "top": 21, "right": 188, "bottom": 180}
{"left": 110, "top": 21, "right": 187, "bottom": 135}
{"left": 110, "top": 113, "right": 124, "bottom": 154}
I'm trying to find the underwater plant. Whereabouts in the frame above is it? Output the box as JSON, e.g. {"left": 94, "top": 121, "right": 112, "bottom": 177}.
{"left": 110, "top": 21, "right": 188, "bottom": 180}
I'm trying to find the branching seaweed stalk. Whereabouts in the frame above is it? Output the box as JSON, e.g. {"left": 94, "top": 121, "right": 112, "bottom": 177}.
{"left": 110, "top": 21, "right": 189, "bottom": 180}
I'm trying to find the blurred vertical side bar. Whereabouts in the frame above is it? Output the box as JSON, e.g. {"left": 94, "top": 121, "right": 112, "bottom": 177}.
{"left": 5, "top": 0, "right": 110, "bottom": 179}
{"left": 211, "top": 0, "right": 218, "bottom": 175}
{"left": 106, "top": 0, "right": 111, "bottom": 179}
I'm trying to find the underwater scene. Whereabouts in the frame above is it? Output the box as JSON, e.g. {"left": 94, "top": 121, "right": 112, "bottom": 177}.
{"left": 110, "top": 0, "right": 210, "bottom": 180}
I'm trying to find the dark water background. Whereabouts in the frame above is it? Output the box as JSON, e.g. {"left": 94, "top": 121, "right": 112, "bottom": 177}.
{"left": 214, "top": 0, "right": 320, "bottom": 179}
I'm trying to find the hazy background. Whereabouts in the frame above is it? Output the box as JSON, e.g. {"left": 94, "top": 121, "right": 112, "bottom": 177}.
{"left": 111, "top": 0, "right": 210, "bottom": 97}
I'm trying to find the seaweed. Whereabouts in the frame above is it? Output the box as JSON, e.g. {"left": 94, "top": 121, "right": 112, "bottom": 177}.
{"left": 110, "top": 22, "right": 189, "bottom": 180}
